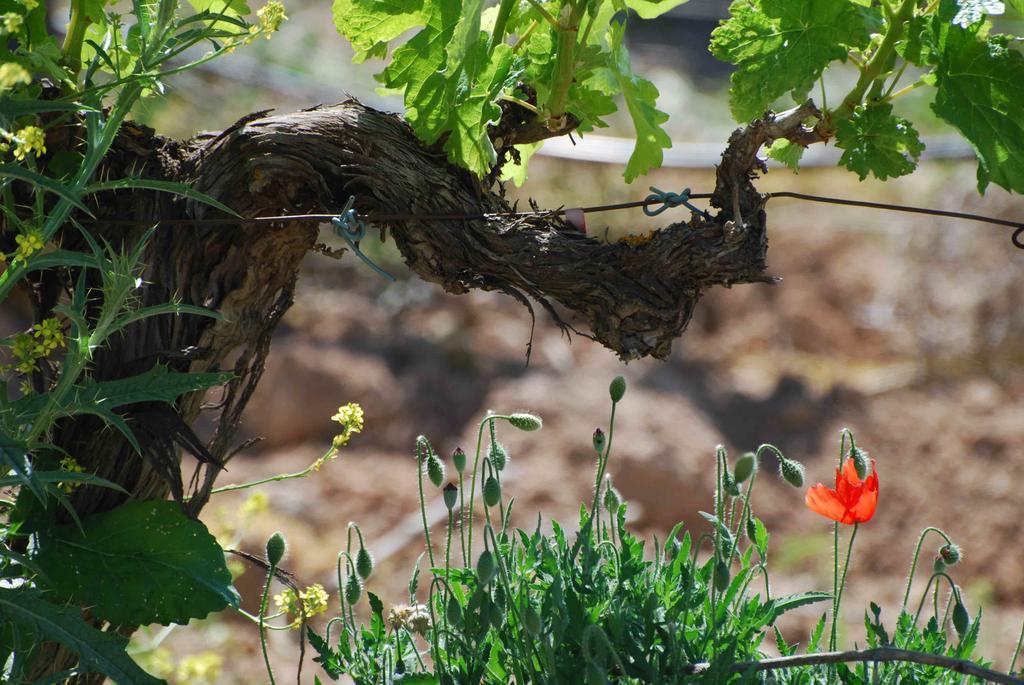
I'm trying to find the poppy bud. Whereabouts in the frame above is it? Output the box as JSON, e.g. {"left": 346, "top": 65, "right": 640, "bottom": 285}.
{"left": 592, "top": 428, "right": 606, "bottom": 455}
{"left": 850, "top": 446, "right": 870, "bottom": 480}
{"left": 507, "top": 412, "right": 543, "bottom": 431}
{"left": 722, "top": 471, "right": 741, "bottom": 497}
{"left": 356, "top": 547, "right": 374, "bottom": 579}
{"left": 603, "top": 481, "right": 622, "bottom": 514}
{"left": 477, "top": 550, "right": 496, "bottom": 584}
{"left": 523, "top": 604, "right": 542, "bottom": 636}
{"left": 443, "top": 482, "right": 458, "bottom": 510}
{"left": 345, "top": 573, "right": 362, "bottom": 605}
{"left": 952, "top": 599, "right": 969, "bottom": 637}
{"left": 940, "top": 543, "right": 962, "bottom": 566}
{"left": 446, "top": 595, "right": 462, "bottom": 626}
{"left": 452, "top": 447, "right": 467, "bottom": 473}
{"left": 778, "top": 458, "right": 805, "bottom": 488}
{"left": 713, "top": 558, "right": 730, "bottom": 591}
{"left": 483, "top": 476, "right": 501, "bottom": 507}
{"left": 609, "top": 376, "right": 626, "bottom": 403}
{"left": 266, "top": 531, "right": 286, "bottom": 566}
{"left": 427, "top": 452, "right": 445, "bottom": 487}
{"left": 734, "top": 453, "right": 756, "bottom": 484}
{"left": 489, "top": 441, "right": 509, "bottom": 471}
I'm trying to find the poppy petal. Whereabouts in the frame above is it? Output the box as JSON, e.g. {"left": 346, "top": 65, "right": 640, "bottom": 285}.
{"left": 849, "top": 467, "right": 879, "bottom": 523}
{"left": 805, "top": 484, "right": 846, "bottom": 522}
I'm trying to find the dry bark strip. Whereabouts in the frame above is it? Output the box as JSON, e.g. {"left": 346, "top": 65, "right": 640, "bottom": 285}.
{"left": 20, "top": 99, "right": 822, "bottom": 681}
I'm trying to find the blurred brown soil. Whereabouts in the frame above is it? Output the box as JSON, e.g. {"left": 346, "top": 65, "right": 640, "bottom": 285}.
{"left": 149, "top": 158, "right": 1023, "bottom": 681}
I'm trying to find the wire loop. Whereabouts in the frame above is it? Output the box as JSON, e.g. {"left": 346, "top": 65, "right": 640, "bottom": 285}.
{"left": 642, "top": 186, "right": 712, "bottom": 220}
{"left": 330, "top": 196, "right": 395, "bottom": 282}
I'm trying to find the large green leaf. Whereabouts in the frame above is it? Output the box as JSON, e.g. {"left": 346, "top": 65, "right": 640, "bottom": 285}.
{"left": 836, "top": 103, "right": 925, "bottom": 180}
{"left": 932, "top": 31, "right": 1024, "bottom": 193}
{"left": 625, "top": 0, "right": 691, "bottom": 19}
{"left": 0, "top": 587, "right": 165, "bottom": 684}
{"left": 332, "top": 0, "right": 429, "bottom": 60}
{"left": 711, "top": 0, "right": 872, "bottom": 121}
{"left": 34, "top": 499, "right": 239, "bottom": 625}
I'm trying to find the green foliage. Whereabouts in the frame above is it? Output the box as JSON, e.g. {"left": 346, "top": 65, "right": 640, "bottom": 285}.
{"left": 331, "top": 0, "right": 679, "bottom": 180}
{"left": 1, "top": 0, "right": 278, "bottom": 679}
{"left": 836, "top": 103, "right": 924, "bottom": 181}
{"left": 34, "top": 500, "right": 239, "bottom": 625}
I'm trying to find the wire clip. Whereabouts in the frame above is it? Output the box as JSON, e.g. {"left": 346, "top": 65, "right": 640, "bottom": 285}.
{"left": 331, "top": 196, "right": 395, "bottom": 282}
{"left": 643, "top": 186, "right": 712, "bottom": 220}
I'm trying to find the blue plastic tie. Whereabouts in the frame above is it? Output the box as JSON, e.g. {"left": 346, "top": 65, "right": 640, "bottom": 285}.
{"left": 642, "top": 186, "right": 712, "bottom": 220}
{"left": 330, "top": 196, "right": 395, "bottom": 282}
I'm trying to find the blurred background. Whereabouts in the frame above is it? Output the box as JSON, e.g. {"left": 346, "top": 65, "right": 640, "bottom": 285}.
{"left": 104, "top": 0, "right": 1024, "bottom": 680}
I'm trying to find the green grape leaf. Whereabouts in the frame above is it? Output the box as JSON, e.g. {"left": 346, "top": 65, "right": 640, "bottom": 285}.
{"left": 932, "top": 31, "right": 1024, "bottom": 193}
{"left": 766, "top": 138, "right": 804, "bottom": 170}
{"left": 445, "top": 0, "right": 486, "bottom": 76}
{"left": 625, "top": 0, "right": 692, "bottom": 19}
{"left": 952, "top": 0, "right": 1004, "bottom": 27}
{"left": 0, "top": 587, "right": 164, "bottom": 685}
{"left": 599, "top": 21, "right": 671, "bottom": 182}
{"left": 500, "top": 142, "right": 542, "bottom": 187}
{"left": 835, "top": 103, "right": 924, "bottom": 180}
{"left": 332, "top": 0, "right": 429, "bottom": 60}
{"left": 34, "top": 499, "right": 239, "bottom": 626}
{"left": 711, "top": 0, "right": 871, "bottom": 121}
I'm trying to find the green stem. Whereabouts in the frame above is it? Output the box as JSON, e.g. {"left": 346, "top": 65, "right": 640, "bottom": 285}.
{"left": 61, "top": 0, "right": 92, "bottom": 78}
{"left": 1010, "top": 616, "right": 1024, "bottom": 674}
{"left": 546, "top": 21, "right": 578, "bottom": 118}
{"left": 833, "top": 0, "right": 916, "bottom": 120}
{"left": 490, "top": 0, "right": 518, "bottom": 48}
{"left": 588, "top": 401, "right": 618, "bottom": 538}
{"left": 204, "top": 460, "right": 322, "bottom": 496}
{"left": 900, "top": 527, "right": 954, "bottom": 611}
{"left": 830, "top": 523, "right": 860, "bottom": 651}
{"left": 416, "top": 440, "right": 436, "bottom": 569}
{"left": 524, "top": 0, "right": 561, "bottom": 30}
{"left": 258, "top": 565, "right": 278, "bottom": 685}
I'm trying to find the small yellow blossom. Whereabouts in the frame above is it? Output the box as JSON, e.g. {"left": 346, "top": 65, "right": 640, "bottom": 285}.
{"left": 135, "top": 646, "right": 174, "bottom": 679}
{"left": 33, "top": 317, "right": 65, "bottom": 351}
{"left": 240, "top": 491, "right": 269, "bottom": 516}
{"left": 2, "top": 12, "right": 23, "bottom": 33}
{"left": 175, "top": 652, "right": 223, "bottom": 684}
{"left": 0, "top": 63, "right": 31, "bottom": 91}
{"left": 12, "top": 125, "right": 46, "bottom": 161}
{"left": 256, "top": 1, "right": 287, "bottom": 37}
{"left": 58, "top": 456, "right": 86, "bottom": 492}
{"left": 13, "top": 230, "right": 44, "bottom": 261}
{"left": 331, "top": 402, "right": 364, "bottom": 448}
{"left": 274, "top": 583, "right": 329, "bottom": 629}
{"left": 227, "top": 557, "right": 246, "bottom": 580}
{"left": 18, "top": 0, "right": 38, "bottom": 10}
{"left": 19, "top": 379, "right": 32, "bottom": 395}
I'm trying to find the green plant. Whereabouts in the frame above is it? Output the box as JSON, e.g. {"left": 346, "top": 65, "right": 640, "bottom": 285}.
{"left": 293, "top": 377, "right": 1021, "bottom": 683}
{"left": 0, "top": 0, "right": 287, "bottom": 680}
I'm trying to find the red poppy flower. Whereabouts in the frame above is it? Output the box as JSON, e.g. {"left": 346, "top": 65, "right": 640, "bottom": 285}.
{"left": 805, "top": 458, "right": 878, "bottom": 524}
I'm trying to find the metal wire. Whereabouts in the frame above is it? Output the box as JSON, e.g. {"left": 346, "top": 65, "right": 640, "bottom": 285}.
{"left": 77, "top": 189, "right": 1023, "bottom": 249}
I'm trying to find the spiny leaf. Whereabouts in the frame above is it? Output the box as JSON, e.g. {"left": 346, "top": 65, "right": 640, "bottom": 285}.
{"left": 836, "top": 103, "right": 925, "bottom": 181}
{"left": 711, "top": 0, "right": 871, "bottom": 121}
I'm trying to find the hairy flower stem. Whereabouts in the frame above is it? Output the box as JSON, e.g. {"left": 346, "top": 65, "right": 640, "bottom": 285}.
{"left": 1010, "top": 617, "right": 1024, "bottom": 674}
{"left": 830, "top": 523, "right": 859, "bottom": 651}
{"left": 258, "top": 566, "right": 278, "bottom": 685}
{"left": 467, "top": 415, "right": 515, "bottom": 561}
{"left": 589, "top": 400, "right": 618, "bottom": 538}
{"left": 900, "top": 526, "right": 955, "bottom": 611}
{"left": 416, "top": 441, "right": 436, "bottom": 569}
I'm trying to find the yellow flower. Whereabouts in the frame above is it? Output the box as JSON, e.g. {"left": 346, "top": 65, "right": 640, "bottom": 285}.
{"left": 2, "top": 12, "right": 23, "bottom": 33}
{"left": 0, "top": 63, "right": 31, "bottom": 91}
{"left": 175, "top": 652, "right": 222, "bottom": 684}
{"left": 33, "top": 317, "right": 65, "bottom": 351}
{"left": 12, "top": 125, "right": 46, "bottom": 161}
{"left": 256, "top": 1, "right": 287, "bottom": 37}
{"left": 14, "top": 230, "right": 44, "bottom": 261}
{"left": 274, "top": 583, "right": 329, "bottom": 629}
{"left": 18, "top": 0, "right": 38, "bottom": 10}
{"left": 331, "top": 402, "right": 365, "bottom": 448}
{"left": 58, "top": 456, "right": 86, "bottom": 493}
